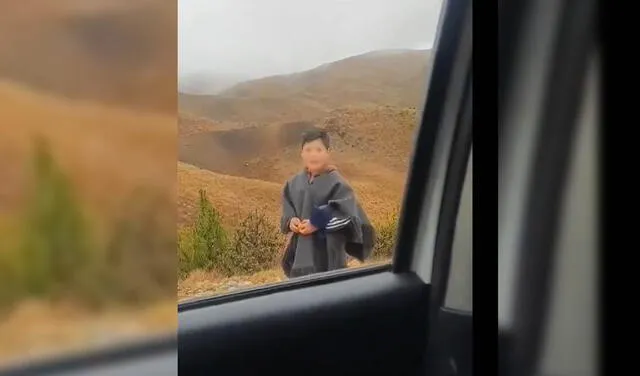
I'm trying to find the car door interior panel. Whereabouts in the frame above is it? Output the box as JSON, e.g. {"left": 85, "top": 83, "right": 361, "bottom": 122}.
{"left": 179, "top": 272, "right": 431, "bottom": 375}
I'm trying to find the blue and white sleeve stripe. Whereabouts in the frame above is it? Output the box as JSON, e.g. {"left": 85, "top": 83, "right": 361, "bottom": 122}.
{"left": 325, "top": 216, "right": 352, "bottom": 231}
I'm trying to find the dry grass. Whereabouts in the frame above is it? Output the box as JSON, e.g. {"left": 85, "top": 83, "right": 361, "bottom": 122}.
{"left": 0, "top": 0, "right": 176, "bottom": 113}
{"left": 178, "top": 258, "right": 387, "bottom": 302}
{"left": 0, "top": 81, "right": 176, "bottom": 227}
{"left": 178, "top": 269, "right": 285, "bottom": 301}
{"left": 178, "top": 162, "right": 281, "bottom": 228}
{"left": 0, "top": 82, "right": 177, "bottom": 364}
{"left": 322, "top": 106, "right": 419, "bottom": 171}
{"left": 0, "top": 299, "right": 176, "bottom": 366}
{"left": 178, "top": 112, "right": 260, "bottom": 137}
{"left": 179, "top": 106, "right": 416, "bottom": 180}
{"left": 177, "top": 161, "right": 403, "bottom": 230}
{"left": 179, "top": 93, "right": 328, "bottom": 125}
{"left": 179, "top": 120, "right": 317, "bottom": 180}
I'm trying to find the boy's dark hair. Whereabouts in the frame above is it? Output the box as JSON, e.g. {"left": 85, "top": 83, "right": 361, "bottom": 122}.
{"left": 301, "top": 130, "right": 330, "bottom": 149}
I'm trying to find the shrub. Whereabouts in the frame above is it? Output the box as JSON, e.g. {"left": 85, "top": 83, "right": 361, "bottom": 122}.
{"left": 0, "top": 218, "right": 20, "bottom": 309}
{"left": 103, "top": 189, "right": 176, "bottom": 304}
{"left": 372, "top": 210, "right": 399, "bottom": 260}
{"left": 0, "top": 249, "right": 20, "bottom": 311}
{"left": 178, "top": 189, "right": 229, "bottom": 278}
{"left": 16, "top": 138, "right": 95, "bottom": 300}
{"left": 0, "top": 138, "right": 179, "bottom": 310}
{"left": 218, "top": 210, "right": 283, "bottom": 276}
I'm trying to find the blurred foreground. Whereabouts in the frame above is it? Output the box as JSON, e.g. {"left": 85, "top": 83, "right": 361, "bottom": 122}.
{"left": 0, "top": 300, "right": 175, "bottom": 366}
{"left": 0, "top": 0, "right": 177, "bottom": 367}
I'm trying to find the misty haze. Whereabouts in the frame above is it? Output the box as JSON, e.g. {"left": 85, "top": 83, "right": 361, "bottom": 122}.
{"left": 179, "top": 0, "right": 442, "bottom": 94}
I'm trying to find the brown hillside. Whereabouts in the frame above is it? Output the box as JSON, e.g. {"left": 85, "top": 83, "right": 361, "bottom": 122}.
{"left": 178, "top": 113, "right": 261, "bottom": 137}
{"left": 179, "top": 120, "right": 319, "bottom": 180}
{"left": 178, "top": 94, "right": 328, "bottom": 125}
{"left": 179, "top": 106, "right": 418, "bottom": 183}
{"left": 0, "top": 81, "right": 176, "bottom": 224}
{"left": 177, "top": 162, "right": 281, "bottom": 229}
{"left": 0, "top": 0, "right": 176, "bottom": 113}
{"left": 177, "top": 160, "right": 404, "bottom": 230}
{"left": 178, "top": 49, "right": 430, "bottom": 123}
{"left": 177, "top": 107, "right": 418, "bottom": 228}
{"left": 223, "top": 49, "right": 430, "bottom": 104}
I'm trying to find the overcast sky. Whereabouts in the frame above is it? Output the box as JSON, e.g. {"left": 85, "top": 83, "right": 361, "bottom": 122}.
{"left": 178, "top": 0, "right": 443, "bottom": 83}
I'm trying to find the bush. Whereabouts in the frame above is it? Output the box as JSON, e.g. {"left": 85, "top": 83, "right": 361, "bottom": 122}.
{"left": 0, "top": 249, "right": 21, "bottom": 310}
{"left": 372, "top": 210, "right": 399, "bottom": 260}
{"left": 103, "top": 189, "right": 176, "bottom": 304}
{"left": 178, "top": 189, "right": 229, "bottom": 278}
{"left": 16, "top": 138, "right": 95, "bottom": 301}
{"left": 218, "top": 210, "right": 282, "bottom": 276}
{"left": 0, "top": 138, "right": 179, "bottom": 311}
{"left": 0, "top": 218, "right": 20, "bottom": 308}
{"left": 177, "top": 203, "right": 283, "bottom": 278}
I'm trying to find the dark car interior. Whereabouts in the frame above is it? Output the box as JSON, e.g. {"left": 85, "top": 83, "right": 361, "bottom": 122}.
{"left": 0, "top": 0, "right": 598, "bottom": 374}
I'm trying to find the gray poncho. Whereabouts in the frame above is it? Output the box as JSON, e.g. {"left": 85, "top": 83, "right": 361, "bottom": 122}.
{"left": 280, "top": 168, "right": 375, "bottom": 278}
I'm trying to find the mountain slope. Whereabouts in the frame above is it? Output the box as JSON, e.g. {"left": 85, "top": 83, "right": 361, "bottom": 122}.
{"left": 177, "top": 51, "right": 427, "bottom": 229}
{"left": 178, "top": 162, "right": 282, "bottom": 228}
{"left": 178, "top": 49, "right": 430, "bottom": 123}
{"left": 178, "top": 112, "right": 273, "bottom": 137}
{"left": 177, "top": 106, "right": 417, "bottom": 227}
{"left": 179, "top": 73, "right": 245, "bottom": 95}
{"left": 223, "top": 49, "right": 430, "bottom": 105}
{"left": 179, "top": 106, "right": 417, "bottom": 183}
{"left": 0, "top": 81, "right": 176, "bottom": 220}
{"left": 0, "top": 0, "right": 175, "bottom": 113}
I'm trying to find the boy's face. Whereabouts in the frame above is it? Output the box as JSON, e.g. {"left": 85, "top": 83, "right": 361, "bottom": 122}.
{"left": 301, "top": 139, "right": 330, "bottom": 172}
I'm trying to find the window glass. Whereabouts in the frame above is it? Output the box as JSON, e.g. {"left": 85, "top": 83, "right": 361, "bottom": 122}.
{"left": 178, "top": 0, "right": 445, "bottom": 302}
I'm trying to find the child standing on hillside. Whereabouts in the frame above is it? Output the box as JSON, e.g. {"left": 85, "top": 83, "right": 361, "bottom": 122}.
{"left": 280, "top": 130, "right": 375, "bottom": 278}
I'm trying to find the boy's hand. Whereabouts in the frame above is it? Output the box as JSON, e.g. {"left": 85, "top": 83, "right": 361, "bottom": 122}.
{"left": 289, "top": 217, "right": 302, "bottom": 233}
{"left": 299, "top": 219, "right": 318, "bottom": 236}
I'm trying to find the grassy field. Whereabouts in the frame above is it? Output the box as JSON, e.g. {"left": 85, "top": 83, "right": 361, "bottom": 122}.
{"left": 0, "top": 78, "right": 177, "bottom": 366}
{"left": 178, "top": 258, "right": 389, "bottom": 302}
{"left": 0, "top": 299, "right": 176, "bottom": 366}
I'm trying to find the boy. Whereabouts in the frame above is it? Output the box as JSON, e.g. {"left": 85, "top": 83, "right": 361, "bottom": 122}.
{"left": 280, "top": 129, "right": 375, "bottom": 278}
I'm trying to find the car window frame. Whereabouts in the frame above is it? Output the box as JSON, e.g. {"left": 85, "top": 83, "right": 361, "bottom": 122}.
{"left": 498, "top": 0, "right": 597, "bottom": 373}
{"left": 443, "top": 146, "right": 472, "bottom": 312}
